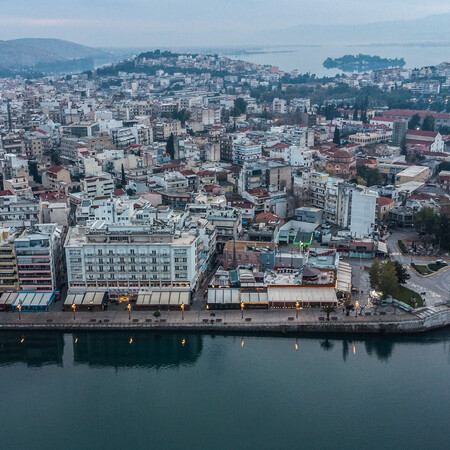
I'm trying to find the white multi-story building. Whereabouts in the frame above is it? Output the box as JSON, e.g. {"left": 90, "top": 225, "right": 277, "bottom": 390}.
{"left": 272, "top": 98, "right": 287, "bottom": 114}
{"left": 350, "top": 189, "right": 377, "bottom": 238}
{"left": 65, "top": 221, "right": 213, "bottom": 297}
{"left": 82, "top": 173, "right": 114, "bottom": 199}
{"left": 0, "top": 191, "right": 39, "bottom": 227}
{"left": 232, "top": 139, "right": 261, "bottom": 166}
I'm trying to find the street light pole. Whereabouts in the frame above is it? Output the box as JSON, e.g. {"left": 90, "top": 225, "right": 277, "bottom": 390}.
{"left": 355, "top": 300, "right": 359, "bottom": 317}
{"left": 181, "top": 303, "right": 185, "bottom": 320}
{"left": 72, "top": 303, "right": 76, "bottom": 320}
{"left": 18, "top": 302, "right": 22, "bottom": 320}
{"left": 296, "top": 301, "right": 299, "bottom": 318}
{"left": 241, "top": 302, "right": 244, "bottom": 319}
{"left": 127, "top": 303, "right": 132, "bottom": 320}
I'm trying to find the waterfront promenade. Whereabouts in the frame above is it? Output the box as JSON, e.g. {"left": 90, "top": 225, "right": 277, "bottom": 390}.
{"left": 1, "top": 305, "right": 449, "bottom": 334}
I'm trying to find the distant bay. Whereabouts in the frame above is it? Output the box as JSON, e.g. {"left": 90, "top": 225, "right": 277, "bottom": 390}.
{"left": 223, "top": 43, "right": 450, "bottom": 77}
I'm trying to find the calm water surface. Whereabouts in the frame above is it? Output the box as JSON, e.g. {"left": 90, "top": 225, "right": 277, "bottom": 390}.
{"left": 226, "top": 44, "right": 450, "bottom": 76}
{"left": 0, "top": 330, "right": 449, "bottom": 450}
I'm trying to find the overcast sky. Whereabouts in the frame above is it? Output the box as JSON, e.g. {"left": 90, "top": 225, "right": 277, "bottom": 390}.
{"left": 1, "top": 0, "right": 449, "bottom": 47}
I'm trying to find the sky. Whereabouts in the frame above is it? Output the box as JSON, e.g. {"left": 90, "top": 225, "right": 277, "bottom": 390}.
{"left": 0, "top": 0, "right": 450, "bottom": 48}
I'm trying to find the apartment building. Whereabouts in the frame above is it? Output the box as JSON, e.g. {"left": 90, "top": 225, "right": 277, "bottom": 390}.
{"left": 14, "top": 224, "right": 64, "bottom": 292}
{"left": 0, "top": 191, "right": 39, "bottom": 227}
{"left": 65, "top": 221, "right": 208, "bottom": 296}
{"left": 153, "top": 120, "right": 182, "bottom": 141}
{"left": 60, "top": 136, "right": 86, "bottom": 163}
{"left": 23, "top": 130, "right": 53, "bottom": 159}
{"left": 232, "top": 140, "right": 261, "bottom": 166}
{"left": 0, "top": 228, "right": 20, "bottom": 293}
{"left": 206, "top": 207, "right": 242, "bottom": 251}
{"left": 309, "top": 172, "right": 350, "bottom": 227}
{"left": 350, "top": 189, "right": 377, "bottom": 238}
{"left": 42, "top": 166, "right": 71, "bottom": 193}
{"left": 82, "top": 174, "right": 115, "bottom": 198}
{"left": 3, "top": 176, "right": 32, "bottom": 197}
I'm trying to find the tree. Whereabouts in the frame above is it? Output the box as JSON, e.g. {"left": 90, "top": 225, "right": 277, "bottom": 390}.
{"left": 379, "top": 260, "right": 399, "bottom": 299}
{"left": 400, "top": 138, "right": 407, "bottom": 155}
{"left": 414, "top": 207, "right": 440, "bottom": 239}
{"left": 438, "top": 214, "right": 450, "bottom": 251}
{"left": 353, "top": 108, "right": 358, "bottom": 120}
{"left": 321, "top": 305, "right": 336, "bottom": 321}
{"left": 333, "top": 127, "right": 340, "bottom": 145}
{"left": 365, "top": 168, "right": 383, "bottom": 186}
{"left": 50, "top": 149, "right": 61, "bottom": 165}
{"left": 176, "top": 108, "right": 191, "bottom": 125}
{"left": 166, "top": 133, "right": 175, "bottom": 159}
{"left": 357, "top": 165, "right": 382, "bottom": 186}
{"left": 361, "top": 110, "right": 368, "bottom": 124}
{"left": 126, "top": 188, "right": 136, "bottom": 196}
{"left": 344, "top": 298, "right": 354, "bottom": 316}
{"left": 421, "top": 115, "right": 435, "bottom": 132}
{"left": 121, "top": 164, "right": 126, "bottom": 187}
{"left": 393, "top": 260, "right": 410, "bottom": 285}
{"left": 28, "top": 161, "right": 42, "bottom": 184}
{"left": 232, "top": 98, "right": 247, "bottom": 117}
{"left": 369, "top": 258, "right": 381, "bottom": 289}
{"left": 370, "top": 259, "right": 400, "bottom": 298}
{"left": 408, "top": 113, "right": 421, "bottom": 130}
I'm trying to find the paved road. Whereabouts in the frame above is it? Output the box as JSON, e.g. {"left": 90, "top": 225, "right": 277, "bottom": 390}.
{"left": 386, "top": 230, "right": 450, "bottom": 303}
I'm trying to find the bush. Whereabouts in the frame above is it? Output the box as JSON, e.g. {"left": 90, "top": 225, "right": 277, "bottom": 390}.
{"left": 427, "top": 262, "right": 447, "bottom": 272}
{"left": 153, "top": 311, "right": 161, "bottom": 318}
{"left": 398, "top": 240, "right": 407, "bottom": 254}
{"left": 411, "top": 263, "right": 432, "bottom": 275}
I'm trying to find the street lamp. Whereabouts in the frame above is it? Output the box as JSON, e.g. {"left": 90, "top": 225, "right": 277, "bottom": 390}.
{"left": 127, "top": 303, "right": 132, "bottom": 320}
{"left": 296, "top": 301, "right": 300, "bottom": 318}
{"left": 355, "top": 300, "right": 359, "bottom": 317}
{"left": 72, "top": 303, "right": 76, "bottom": 320}
{"left": 241, "top": 302, "right": 245, "bottom": 319}
{"left": 17, "top": 301, "right": 22, "bottom": 320}
{"left": 181, "top": 302, "right": 185, "bottom": 320}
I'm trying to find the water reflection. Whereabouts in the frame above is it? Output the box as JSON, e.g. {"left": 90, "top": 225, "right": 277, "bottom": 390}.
{"left": 73, "top": 332, "right": 203, "bottom": 369}
{"left": 0, "top": 332, "right": 64, "bottom": 367}
{"left": 0, "top": 329, "right": 447, "bottom": 367}
{"left": 320, "top": 339, "right": 334, "bottom": 351}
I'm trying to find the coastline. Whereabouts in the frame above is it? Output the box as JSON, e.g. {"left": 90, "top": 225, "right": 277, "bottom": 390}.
{"left": 1, "top": 306, "right": 448, "bottom": 335}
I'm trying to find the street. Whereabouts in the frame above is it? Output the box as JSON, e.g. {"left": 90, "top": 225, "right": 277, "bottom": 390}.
{"left": 386, "top": 230, "right": 450, "bottom": 304}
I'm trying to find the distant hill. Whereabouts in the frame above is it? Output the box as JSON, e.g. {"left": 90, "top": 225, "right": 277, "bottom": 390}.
{"left": 9, "top": 38, "right": 108, "bottom": 60}
{"left": 0, "top": 40, "right": 62, "bottom": 69}
{"left": 0, "top": 38, "right": 116, "bottom": 73}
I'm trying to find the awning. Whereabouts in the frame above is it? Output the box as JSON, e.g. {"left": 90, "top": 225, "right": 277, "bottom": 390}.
{"left": 267, "top": 287, "right": 337, "bottom": 303}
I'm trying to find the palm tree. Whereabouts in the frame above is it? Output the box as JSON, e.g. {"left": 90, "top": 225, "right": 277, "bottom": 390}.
{"left": 321, "top": 305, "right": 336, "bottom": 321}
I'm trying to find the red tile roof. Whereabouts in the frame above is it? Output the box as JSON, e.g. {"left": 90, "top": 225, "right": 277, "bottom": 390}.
{"left": 47, "top": 165, "right": 64, "bottom": 174}
{"left": 406, "top": 129, "right": 438, "bottom": 138}
{"left": 271, "top": 142, "right": 289, "bottom": 149}
{"left": 377, "top": 197, "right": 394, "bottom": 206}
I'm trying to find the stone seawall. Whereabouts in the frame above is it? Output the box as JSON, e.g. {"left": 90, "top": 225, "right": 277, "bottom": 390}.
{"left": 0, "top": 308, "right": 448, "bottom": 335}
